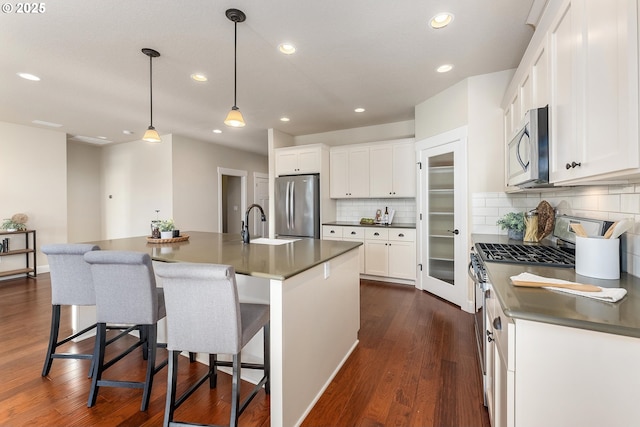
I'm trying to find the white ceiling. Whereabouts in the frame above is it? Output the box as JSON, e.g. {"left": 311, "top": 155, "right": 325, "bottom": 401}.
{"left": 0, "top": 0, "right": 537, "bottom": 155}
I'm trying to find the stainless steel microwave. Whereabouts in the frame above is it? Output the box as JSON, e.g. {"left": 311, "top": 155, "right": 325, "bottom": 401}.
{"left": 507, "top": 106, "right": 549, "bottom": 188}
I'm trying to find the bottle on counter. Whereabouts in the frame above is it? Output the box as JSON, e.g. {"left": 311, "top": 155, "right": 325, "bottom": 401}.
{"left": 383, "top": 207, "right": 389, "bottom": 225}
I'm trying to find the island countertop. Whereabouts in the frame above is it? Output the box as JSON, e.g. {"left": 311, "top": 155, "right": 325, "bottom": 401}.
{"left": 472, "top": 233, "right": 640, "bottom": 338}
{"left": 86, "top": 231, "right": 361, "bottom": 280}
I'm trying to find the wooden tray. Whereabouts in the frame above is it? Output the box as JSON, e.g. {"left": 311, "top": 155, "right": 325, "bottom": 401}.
{"left": 146, "top": 234, "right": 189, "bottom": 244}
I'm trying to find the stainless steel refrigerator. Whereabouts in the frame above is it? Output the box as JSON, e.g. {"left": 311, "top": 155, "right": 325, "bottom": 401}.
{"left": 275, "top": 174, "right": 320, "bottom": 238}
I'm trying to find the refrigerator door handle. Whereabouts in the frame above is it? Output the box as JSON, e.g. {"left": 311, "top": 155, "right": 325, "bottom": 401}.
{"left": 285, "top": 181, "right": 291, "bottom": 230}
{"left": 290, "top": 181, "right": 295, "bottom": 229}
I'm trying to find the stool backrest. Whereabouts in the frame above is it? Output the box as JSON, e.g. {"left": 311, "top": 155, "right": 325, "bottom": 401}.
{"left": 84, "top": 250, "right": 159, "bottom": 325}
{"left": 42, "top": 243, "right": 100, "bottom": 306}
{"left": 154, "top": 262, "right": 242, "bottom": 354}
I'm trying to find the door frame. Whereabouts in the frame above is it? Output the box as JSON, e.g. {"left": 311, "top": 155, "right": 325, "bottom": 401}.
{"left": 416, "top": 126, "right": 471, "bottom": 312}
{"left": 253, "top": 172, "right": 269, "bottom": 238}
{"left": 217, "top": 167, "right": 247, "bottom": 233}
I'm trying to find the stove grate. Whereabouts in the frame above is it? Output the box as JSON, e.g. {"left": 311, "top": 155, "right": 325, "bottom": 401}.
{"left": 475, "top": 242, "right": 574, "bottom": 268}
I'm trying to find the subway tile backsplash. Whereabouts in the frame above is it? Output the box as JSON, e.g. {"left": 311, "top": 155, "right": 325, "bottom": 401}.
{"left": 336, "top": 198, "right": 416, "bottom": 223}
{"left": 472, "top": 184, "right": 640, "bottom": 278}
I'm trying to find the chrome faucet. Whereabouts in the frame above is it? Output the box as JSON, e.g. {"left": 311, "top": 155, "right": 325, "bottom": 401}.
{"left": 241, "top": 203, "right": 266, "bottom": 244}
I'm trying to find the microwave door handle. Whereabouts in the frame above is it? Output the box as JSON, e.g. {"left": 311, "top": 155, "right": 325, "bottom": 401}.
{"left": 516, "top": 128, "right": 530, "bottom": 171}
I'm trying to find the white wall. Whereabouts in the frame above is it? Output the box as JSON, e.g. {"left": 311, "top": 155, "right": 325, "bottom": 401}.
{"left": 415, "top": 79, "right": 468, "bottom": 141}
{"left": 293, "top": 120, "right": 415, "bottom": 146}
{"left": 101, "top": 135, "right": 173, "bottom": 239}
{"left": 171, "top": 134, "right": 268, "bottom": 233}
{"left": 0, "top": 121, "right": 67, "bottom": 270}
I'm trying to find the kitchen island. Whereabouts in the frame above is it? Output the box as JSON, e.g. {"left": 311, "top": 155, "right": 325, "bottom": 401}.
{"left": 473, "top": 233, "right": 640, "bottom": 427}
{"left": 81, "top": 232, "right": 362, "bottom": 427}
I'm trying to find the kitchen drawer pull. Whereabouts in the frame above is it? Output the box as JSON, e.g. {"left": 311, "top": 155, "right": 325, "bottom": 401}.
{"left": 374, "top": 232, "right": 379, "bottom": 236}
{"left": 492, "top": 317, "right": 502, "bottom": 331}
{"left": 350, "top": 231, "right": 356, "bottom": 235}
{"left": 330, "top": 230, "right": 335, "bottom": 233}
{"left": 398, "top": 233, "right": 405, "bottom": 237}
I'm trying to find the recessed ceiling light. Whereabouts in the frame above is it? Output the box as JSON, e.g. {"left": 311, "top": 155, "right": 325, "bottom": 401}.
{"left": 191, "top": 73, "right": 208, "bottom": 82}
{"left": 278, "top": 43, "right": 296, "bottom": 55}
{"left": 32, "top": 119, "right": 62, "bottom": 128}
{"left": 123, "top": 130, "right": 134, "bottom": 135}
{"left": 17, "top": 72, "right": 40, "bottom": 81}
{"left": 354, "top": 108, "right": 365, "bottom": 113}
{"left": 213, "top": 129, "right": 222, "bottom": 134}
{"left": 280, "top": 117, "right": 290, "bottom": 122}
{"left": 430, "top": 12, "right": 454, "bottom": 29}
{"left": 437, "top": 64, "right": 453, "bottom": 73}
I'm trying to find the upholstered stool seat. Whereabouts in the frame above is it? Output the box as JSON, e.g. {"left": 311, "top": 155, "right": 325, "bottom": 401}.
{"left": 154, "top": 262, "right": 270, "bottom": 427}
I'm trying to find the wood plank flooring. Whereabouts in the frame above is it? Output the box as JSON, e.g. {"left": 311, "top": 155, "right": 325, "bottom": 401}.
{"left": 0, "top": 274, "right": 489, "bottom": 427}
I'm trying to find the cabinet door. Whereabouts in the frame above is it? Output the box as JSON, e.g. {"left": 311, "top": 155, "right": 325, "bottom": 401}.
{"left": 296, "top": 148, "right": 321, "bottom": 174}
{"left": 364, "top": 240, "right": 388, "bottom": 276}
{"left": 388, "top": 240, "right": 416, "bottom": 280}
{"left": 275, "top": 150, "right": 300, "bottom": 176}
{"left": 348, "top": 147, "right": 370, "bottom": 197}
{"left": 531, "top": 41, "right": 549, "bottom": 108}
{"left": 392, "top": 143, "right": 416, "bottom": 197}
{"left": 369, "top": 146, "right": 393, "bottom": 197}
{"left": 549, "top": 0, "right": 575, "bottom": 182}
{"left": 330, "top": 149, "right": 350, "bottom": 198}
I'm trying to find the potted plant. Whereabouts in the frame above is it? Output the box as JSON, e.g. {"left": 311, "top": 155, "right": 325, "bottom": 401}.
{"left": 1, "top": 213, "right": 28, "bottom": 232}
{"left": 158, "top": 219, "right": 175, "bottom": 239}
{"left": 497, "top": 212, "right": 525, "bottom": 240}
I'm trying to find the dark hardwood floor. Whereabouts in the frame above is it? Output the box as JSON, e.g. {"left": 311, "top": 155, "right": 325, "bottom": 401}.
{"left": 0, "top": 274, "right": 489, "bottom": 427}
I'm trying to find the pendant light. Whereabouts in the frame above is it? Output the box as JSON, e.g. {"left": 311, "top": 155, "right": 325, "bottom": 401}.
{"left": 142, "top": 48, "right": 161, "bottom": 142}
{"left": 224, "top": 9, "right": 246, "bottom": 128}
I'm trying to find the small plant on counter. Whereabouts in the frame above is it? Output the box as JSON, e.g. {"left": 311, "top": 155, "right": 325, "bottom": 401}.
{"left": 496, "top": 212, "right": 525, "bottom": 233}
{"left": 1, "top": 213, "right": 28, "bottom": 231}
{"left": 158, "top": 219, "right": 175, "bottom": 232}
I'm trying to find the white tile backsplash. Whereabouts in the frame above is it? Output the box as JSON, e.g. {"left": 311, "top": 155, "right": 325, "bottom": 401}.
{"left": 336, "top": 198, "right": 416, "bottom": 223}
{"left": 472, "top": 184, "right": 640, "bottom": 277}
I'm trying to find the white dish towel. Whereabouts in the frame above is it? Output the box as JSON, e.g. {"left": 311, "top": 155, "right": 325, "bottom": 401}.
{"left": 510, "top": 272, "right": 628, "bottom": 303}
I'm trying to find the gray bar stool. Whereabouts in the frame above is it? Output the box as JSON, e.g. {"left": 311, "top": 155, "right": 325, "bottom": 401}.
{"left": 41, "top": 243, "right": 100, "bottom": 377}
{"left": 84, "top": 250, "right": 168, "bottom": 411}
{"left": 154, "top": 262, "right": 270, "bottom": 427}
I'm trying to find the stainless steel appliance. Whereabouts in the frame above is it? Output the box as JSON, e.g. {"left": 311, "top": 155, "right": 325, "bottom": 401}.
{"left": 468, "top": 252, "right": 488, "bottom": 405}
{"left": 507, "top": 106, "right": 549, "bottom": 188}
{"left": 275, "top": 174, "right": 320, "bottom": 239}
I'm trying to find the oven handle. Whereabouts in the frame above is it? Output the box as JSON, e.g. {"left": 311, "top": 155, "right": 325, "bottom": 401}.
{"left": 468, "top": 261, "right": 481, "bottom": 286}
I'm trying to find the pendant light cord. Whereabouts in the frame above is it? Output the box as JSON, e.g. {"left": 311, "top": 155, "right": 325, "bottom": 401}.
{"left": 233, "top": 20, "right": 237, "bottom": 108}
{"left": 149, "top": 54, "right": 154, "bottom": 127}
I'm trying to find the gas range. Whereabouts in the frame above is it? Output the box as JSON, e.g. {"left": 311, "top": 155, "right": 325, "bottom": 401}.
{"left": 474, "top": 242, "right": 575, "bottom": 268}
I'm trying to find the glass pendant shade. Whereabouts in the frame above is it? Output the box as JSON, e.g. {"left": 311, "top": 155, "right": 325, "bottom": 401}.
{"left": 143, "top": 126, "right": 161, "bottom": 143}
{"left": 224, "top": 106, "right": 246, "bottom": 127}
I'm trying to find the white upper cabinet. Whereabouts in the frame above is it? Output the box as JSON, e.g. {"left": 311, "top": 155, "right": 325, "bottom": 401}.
{"left": 505, "top": 0, "right": 640, "bottom": 185}
{"left": 369, "top": 140, "right": 416, "bottom": 198}
{"left": 330, "top": 146, "right": 370, "bottom": 198}
{"left": 275, "top": 145, "right": 322, "bottom": 176}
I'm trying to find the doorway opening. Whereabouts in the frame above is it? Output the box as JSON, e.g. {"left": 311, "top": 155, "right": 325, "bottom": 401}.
{"left": 218, "top": 167, "right": 247, "bottom": 234}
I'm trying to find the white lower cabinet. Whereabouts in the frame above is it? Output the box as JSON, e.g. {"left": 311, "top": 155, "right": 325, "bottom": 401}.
{"left": 485, "top": 284, "right": 640, "bottom": 427}
{"left": 364, "top": 228, "right": 416, "bottom": 280}
{"left": 323, "top": 225, "right": 416, "bottom": 281}
{"left": 322, "top": 225, "right": 364, "bottom": 274}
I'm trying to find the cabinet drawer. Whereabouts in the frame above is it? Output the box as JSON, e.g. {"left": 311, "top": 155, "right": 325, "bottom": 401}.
{"left": 389, "top": 228, "right": 416, "bottom": 242}
{"left": 365, "top": 228, "right": 389, "bottom": 240}
{"left": 342, "top": 226, "right": 364, "bottom": 240}
{"left": 322, "top": 225, "right": 343, "bottom": 239}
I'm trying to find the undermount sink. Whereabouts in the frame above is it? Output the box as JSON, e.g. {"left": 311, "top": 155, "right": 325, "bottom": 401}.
{"left": 250, "top": 238, "right": 300, "bottom": 245}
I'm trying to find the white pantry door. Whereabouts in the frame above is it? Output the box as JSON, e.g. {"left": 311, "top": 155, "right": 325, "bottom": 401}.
{"left": 416, "top": 127, "right": 468, "bottom": 309}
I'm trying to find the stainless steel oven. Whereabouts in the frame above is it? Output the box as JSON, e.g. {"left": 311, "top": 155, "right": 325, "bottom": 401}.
{"left": 468, "top": 251, "right": 487, "bottom": 406}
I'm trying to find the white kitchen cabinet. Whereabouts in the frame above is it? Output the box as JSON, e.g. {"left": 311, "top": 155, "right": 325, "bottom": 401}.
{"left": 548, "top": 0, "right": 639, "bottom": 183}
{"left": 369, "top": 140, "right": 416, "bottom": 198}
{"left": 364, "top": 227, "right": 416, "bottom": 280}
{"left": 322, "top": 225, "right": 364, "bottom": 273}
{"left": 329, "top": 146, "right": 370, "bottom": 198}
{"left": 275, "top": 145, "right": 322, "bottom": 176}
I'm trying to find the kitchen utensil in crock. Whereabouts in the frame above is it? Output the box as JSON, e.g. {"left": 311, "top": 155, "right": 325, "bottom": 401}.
{"left": 610, "top": 218, "right": 633, "bottom": 239}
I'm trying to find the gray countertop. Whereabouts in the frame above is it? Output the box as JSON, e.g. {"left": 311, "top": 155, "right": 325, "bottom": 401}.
{"left": 473, "top": 234, "right": 640, "bottom": 338}
{"left": 323, "top": 221, "right": 416, "bottom": 229}
{"left": 86, "top": 231, "right": 361, "bottom": 281}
